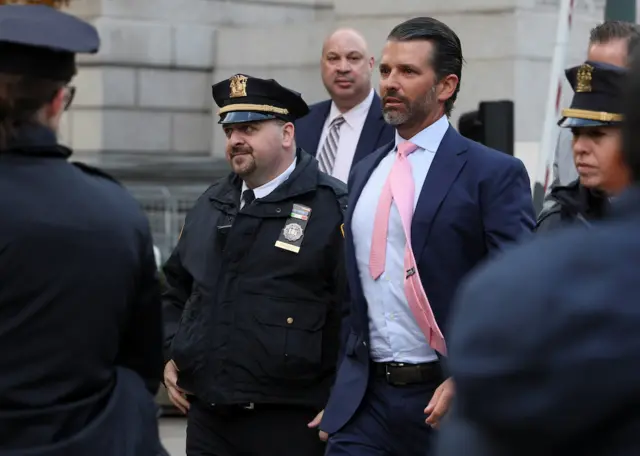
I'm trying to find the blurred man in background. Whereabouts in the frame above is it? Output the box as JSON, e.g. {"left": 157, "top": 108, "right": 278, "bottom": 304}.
{"left": 295, "top": 28, "right": 394, "bottom": 183}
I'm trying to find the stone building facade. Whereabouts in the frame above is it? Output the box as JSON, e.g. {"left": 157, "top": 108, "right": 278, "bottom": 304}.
{"left": 63, "top": 0, "right": 614, "bottom": 178}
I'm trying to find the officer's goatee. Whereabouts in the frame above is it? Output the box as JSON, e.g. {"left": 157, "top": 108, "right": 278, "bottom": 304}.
{"left": 229, "top": 145, "right": 256, "bottom": 176}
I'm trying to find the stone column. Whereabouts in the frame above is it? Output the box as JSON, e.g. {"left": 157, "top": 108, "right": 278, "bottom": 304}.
{"left": 58, "top": 0, "right": 217, "bottom": 163}
{"left": 62, "top": 0, "right": 330, "bottom": 163}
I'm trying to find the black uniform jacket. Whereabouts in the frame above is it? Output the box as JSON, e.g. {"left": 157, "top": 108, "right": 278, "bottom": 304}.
{"left": 163, "top": 149, "right": 348, "bottom": 409}
{"left": 0, "top": 125, "right": 164, "bottom": 455}
{"left": 536, "top": 179, "right": 610, "bottom": 232}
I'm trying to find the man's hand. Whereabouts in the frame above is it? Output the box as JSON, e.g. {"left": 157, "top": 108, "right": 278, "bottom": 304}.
{"left": 308, "top": 409, "right": 329, "bottom": 442}
{"left": 424, "top": 377, "right": 454, "bottom": 429}
{"left": 163, "top": 360, "right": 192, "bottom": 414}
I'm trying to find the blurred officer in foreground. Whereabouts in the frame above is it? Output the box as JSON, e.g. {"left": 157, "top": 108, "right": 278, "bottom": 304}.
{"left": 0, "top": 4, "right": 164, "bottom": 456}
{"left": 537, "top": 61, "right": 631, "bottom": 231}
{"left": 162, "top": 74, "right": 348, "bottom": 456}
{"left": 436, "top": 46, "right": 640, "bottom": 456}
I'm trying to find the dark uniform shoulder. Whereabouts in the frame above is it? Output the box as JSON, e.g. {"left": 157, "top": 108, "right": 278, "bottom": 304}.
{"left": 535, "top": 200, "right": 562, "bottom": 230}
{"left": 201, "top": 176, "right": 229, "bottom": 196}
{"left": 199, "top": 173, "right": 237, "bottom": 202}
{"left": 72, "top": 162, "right": 123, "bottom": 186}
{"left": 536, "top": 180, "right": 582, "bottom": 232}
{"left": 317, "top": 172, "right": 347, "bottom": 196}
{"left": 317, "top": 172, "right": 348, "bottom": 216}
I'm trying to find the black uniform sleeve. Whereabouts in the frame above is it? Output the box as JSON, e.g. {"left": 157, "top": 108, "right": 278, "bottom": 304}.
{"left": 115, "top": 225, "right": 164, "bottom": 395}
{"left": 162, "top": 230, "right": 194, "bottom": 364}
{"left": 535, "top": 204, "right": 564, "bottom": 233}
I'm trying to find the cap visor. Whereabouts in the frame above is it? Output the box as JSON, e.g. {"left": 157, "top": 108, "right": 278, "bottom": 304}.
{"left": 218, "top": 111, "right": 276, "bottom": 124}
{"left": 558, "top": 116, "right": 620, "bottom": 128}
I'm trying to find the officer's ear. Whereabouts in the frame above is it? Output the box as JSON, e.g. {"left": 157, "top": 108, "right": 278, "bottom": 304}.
{"left": 280, "top": 121, "right": 295, "bottom": 149}
{"left": 48, "top": 87, "right": 66, "bottom": 117}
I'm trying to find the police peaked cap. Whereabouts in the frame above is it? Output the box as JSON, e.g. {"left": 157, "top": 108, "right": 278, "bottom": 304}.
{"left": 212, "top": 74, "right": 310, "bottom": 125}
{"left": 0, "top": 4, "right": 100, "bottom": 82}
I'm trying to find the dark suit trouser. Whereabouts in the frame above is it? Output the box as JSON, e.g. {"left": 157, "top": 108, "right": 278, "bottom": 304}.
{"left": 325, "top": 375, "right": 440, "bottom": 456}
{"left": 186, "top": 399, "right": 325, "bottom": 456}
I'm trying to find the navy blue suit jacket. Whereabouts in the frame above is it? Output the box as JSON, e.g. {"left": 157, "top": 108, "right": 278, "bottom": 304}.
{"left": 321, "top": 124, "right": 536, "bottom": 434}
{"left": 294, "top": 92, "right": 394, "bottom": 168}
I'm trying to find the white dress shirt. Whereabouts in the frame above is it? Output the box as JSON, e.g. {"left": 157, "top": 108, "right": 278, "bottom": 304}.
{"left": 351, "top": 115, "right": 449, "bottom": 363}
{"left": 316, "top": 88, "right": 375, "bottom": 184}
{"left": 240, "top": 158, "right": 297, "bottom": 209}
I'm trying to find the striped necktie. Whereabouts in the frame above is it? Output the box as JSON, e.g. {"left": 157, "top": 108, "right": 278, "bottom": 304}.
{"left": 318, "top": 116, "right": 345, "bottom": 175}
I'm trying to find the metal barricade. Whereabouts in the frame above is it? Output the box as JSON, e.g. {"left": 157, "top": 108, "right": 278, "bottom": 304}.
{"left": 126, "top": 185, "right": 207, "bottom": 264}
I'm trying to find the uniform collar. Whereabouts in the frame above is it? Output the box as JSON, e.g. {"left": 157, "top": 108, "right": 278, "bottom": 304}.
{"left": 3, "top": 123, "right": 71, "bottom": 158}
{"left": 242, "top": 157, "right": 297, "bottom": 200}
{"left": 208, "top": 149, "right": 319, "bottom": 206}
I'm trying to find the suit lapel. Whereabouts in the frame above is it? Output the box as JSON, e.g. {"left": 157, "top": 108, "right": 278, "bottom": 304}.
{"left": 306, "top": 101, "right": 331, "bottom": 156}
{"left": 353, "top": 93, "right": 386, "bottom": 165}
{"left": 411, "top": 126, "right": 469, "bottom": 256}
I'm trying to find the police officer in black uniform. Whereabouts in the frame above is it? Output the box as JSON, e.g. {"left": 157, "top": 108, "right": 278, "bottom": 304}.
{"left": 537, "top": 61, "right": 632, "bottom": 231}
{"left": 162, "top": 74, "right": 348, "bottom": 456}
{"left": 0, "top": 4, "right": 164, "bottom": 456}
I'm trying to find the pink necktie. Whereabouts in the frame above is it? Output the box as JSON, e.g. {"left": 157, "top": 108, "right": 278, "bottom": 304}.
{"left": 369, "top": 141, "right": 447, "bottom": 356}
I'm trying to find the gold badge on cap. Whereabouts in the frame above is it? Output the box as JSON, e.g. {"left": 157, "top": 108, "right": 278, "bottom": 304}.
{"left": 229, "top": 74, "right": 248, "bottom": 98}
{"left": 275, "top": 204, "right": 312, "bottom": 253}
{"left": 576, "top": 63, "right": 593, "bottom": 93}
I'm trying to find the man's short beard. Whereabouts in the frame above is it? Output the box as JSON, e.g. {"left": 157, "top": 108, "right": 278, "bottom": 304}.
{"left": 383, "top": 109, "right": 410, "bottom": 126}
{"left": 383, "top": 87, "right": 437, "bottom": 127}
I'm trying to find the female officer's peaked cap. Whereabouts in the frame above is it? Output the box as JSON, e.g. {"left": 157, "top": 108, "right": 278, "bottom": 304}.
{"left": 0, "top": 3, "right": 99, "bottom": 81}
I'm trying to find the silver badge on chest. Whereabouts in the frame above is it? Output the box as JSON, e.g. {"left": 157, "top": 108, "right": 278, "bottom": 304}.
{"left": 282, "top": 222, "right": 304, "bottom": 242}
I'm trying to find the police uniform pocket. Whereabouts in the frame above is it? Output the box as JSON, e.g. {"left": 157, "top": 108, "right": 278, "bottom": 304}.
{"left": 172, "top": 292, "right": 203, "bottom": 375}
{"left": 252, "top": 299, "right": 327, "bottom": 382}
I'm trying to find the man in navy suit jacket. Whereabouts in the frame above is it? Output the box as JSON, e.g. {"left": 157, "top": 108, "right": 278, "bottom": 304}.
{"left": 309, "top": 17, "right": 535, "bottom": 456}
{"left": 295, "top": 28, "right": 394, "bottom": 183}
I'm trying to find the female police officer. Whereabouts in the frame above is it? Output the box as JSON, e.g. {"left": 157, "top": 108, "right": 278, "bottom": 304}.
{"left": 537, "top": 61, "right": 632, "bottom": 231}
{"left": 0, "top": 4, "right": 164, "bottom": 455}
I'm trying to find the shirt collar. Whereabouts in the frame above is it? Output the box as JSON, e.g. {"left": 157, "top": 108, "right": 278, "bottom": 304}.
{"left": 242, "top": 157, "right": 297, "bottom": 200}
{"left": 327, "top": 88, "right": 375, "bottom": 128}
{"left": 394, "top": 114, "right": 450, "bottom": 152}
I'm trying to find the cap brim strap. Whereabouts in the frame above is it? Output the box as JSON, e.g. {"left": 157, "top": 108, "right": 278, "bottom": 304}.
{"left": 218, "top": 103, "right": 289, "bottom": 116}
{"left": 561, "top": 108, "right": 623, "bottom": 122}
